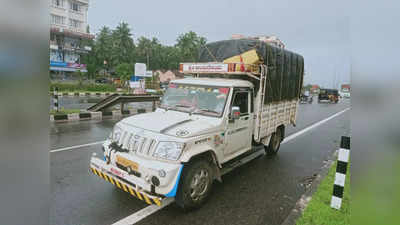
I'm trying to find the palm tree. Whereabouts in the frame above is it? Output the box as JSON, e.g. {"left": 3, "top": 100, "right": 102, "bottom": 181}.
{"left": 112, "top": 22, "right": 135, "bottom": 66}
{"left": 95, "top": 26, "right": 112, "bottom": 74}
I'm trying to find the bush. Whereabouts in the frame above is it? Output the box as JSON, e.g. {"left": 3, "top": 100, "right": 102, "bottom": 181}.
{"left": 50, "top": 82, "right": 117, "bottom": 92}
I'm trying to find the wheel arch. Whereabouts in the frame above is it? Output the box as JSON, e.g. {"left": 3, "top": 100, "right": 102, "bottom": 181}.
{"left": 182, "top": 149, "right": 222, "bottom": 182}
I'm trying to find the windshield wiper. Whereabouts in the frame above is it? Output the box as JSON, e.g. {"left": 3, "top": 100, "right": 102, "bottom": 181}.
{"left": 193, "top": 108, "right": 220, "bottom": 114}
{"left": 174, "top": 104, "right": 192, "bottom": 108}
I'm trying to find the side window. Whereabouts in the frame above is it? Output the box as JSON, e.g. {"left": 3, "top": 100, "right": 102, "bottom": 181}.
{"left": 232, "top": 92, "right": 249, "bottom": 115}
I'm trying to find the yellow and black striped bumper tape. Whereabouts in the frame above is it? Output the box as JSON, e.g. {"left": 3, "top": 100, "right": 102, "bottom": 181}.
{"left": 90, "top": 167, "right": 162, "bottom": 206}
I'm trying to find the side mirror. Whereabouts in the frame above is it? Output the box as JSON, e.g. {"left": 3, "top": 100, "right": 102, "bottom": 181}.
{"left": 231, "top": 106, "right": 240, "bottom": 120}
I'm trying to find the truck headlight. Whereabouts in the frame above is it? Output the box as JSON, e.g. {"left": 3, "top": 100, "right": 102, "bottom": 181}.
{"left": 153, "top": 142, "right": 185, "bottom": 160}
{"left": 111, "top": 125, "right": 122, "bottom": 141}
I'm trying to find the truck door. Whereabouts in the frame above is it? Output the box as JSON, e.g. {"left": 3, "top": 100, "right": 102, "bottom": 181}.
{"left": 224, "top": 88, "right": 253, "bottom": 156}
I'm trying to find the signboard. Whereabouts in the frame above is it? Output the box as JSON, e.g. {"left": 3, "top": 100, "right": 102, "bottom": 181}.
{"left": 129, "top": 80, "right": 145, "bottom": 89}
{"left": 49, "top": 61, "right": 86, "bottom": 69}
{"left": 181, "top": 63, "right": 229, "bottom": 73}
{"left": 50, "top": 61, "right": 68, "bottom": 67}
{"left": 130, "top": 75, "right": 143, "bottom": 82}
{"left": 135, "top": 63, "right": 146, "bottom": 77}
{"left": 67, "top": 62, "right": 86, "bottom": 69}
{"left": 145, "top": 70, "right": 153, "bottom": 77}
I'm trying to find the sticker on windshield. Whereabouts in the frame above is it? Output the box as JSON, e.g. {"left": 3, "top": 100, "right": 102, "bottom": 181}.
{"left": 219, "top": 88, "right": 229, "bottom": 94}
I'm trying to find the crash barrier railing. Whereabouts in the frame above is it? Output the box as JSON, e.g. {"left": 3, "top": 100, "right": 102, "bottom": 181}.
{"left": 330, "top": 136, "right": 350, "bottom": 210}
{"left": 87, "top": 94, "right": 161, "bottom": 112}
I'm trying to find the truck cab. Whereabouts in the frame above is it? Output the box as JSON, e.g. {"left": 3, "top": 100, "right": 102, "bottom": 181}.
{"left": 90, "top": 62, "right": 299, "bottom": 210}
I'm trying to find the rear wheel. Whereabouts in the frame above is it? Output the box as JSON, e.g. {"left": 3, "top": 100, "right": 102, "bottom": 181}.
{"left": 176, "top": 159, "right": 214, "bottom": 211}
{"left": 266, "top": 128, "right": 282, "bottom": 155}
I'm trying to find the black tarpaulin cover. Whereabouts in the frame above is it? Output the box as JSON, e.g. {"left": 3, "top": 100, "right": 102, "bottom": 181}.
{"left": 198, "top": 39, "right": 304, "bottom": 103}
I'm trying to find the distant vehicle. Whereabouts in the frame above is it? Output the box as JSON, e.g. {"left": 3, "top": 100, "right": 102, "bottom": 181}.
{"left": 160, "top": 82, "right": 169, "bottom": 90}
{"left": 342, "top": 92, "right": 350, "bottom": 98}
{"left": 300, "top": 95, "right": 313, "bottom": 104}
{"left": 300, "top": 90, "right": 313, "bottom": 104}
{"left": 95, "top": 78, "right": 110, "bottom": 84}
{"left": 318, "top": 89, "right": 339, "bottom": 103}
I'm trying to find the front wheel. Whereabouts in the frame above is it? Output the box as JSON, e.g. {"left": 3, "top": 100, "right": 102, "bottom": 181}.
{"left": 266, "top": 129, "right": 282, "bottom": 155}
{"left": 176, "top": 159, "right": 214, "bottom": 211}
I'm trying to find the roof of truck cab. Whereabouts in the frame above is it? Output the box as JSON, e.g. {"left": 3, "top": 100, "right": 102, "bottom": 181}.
{"left": 171, "top": 78, "right": 254, "bottom": 88}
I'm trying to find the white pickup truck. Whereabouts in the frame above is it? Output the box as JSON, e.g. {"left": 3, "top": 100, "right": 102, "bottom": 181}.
{"left": 90, "top": 60, "right": 303, "bottom": 210}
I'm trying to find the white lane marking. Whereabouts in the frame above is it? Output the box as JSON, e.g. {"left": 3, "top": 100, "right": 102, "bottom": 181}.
{"left": 111, "top": 107, "right": 350, "bottom": 225}
{"left": 50, "top": 141, "right": 105, "bottom": 153}
{"left": 111, "top": 198, "right": 175, "bottom": 225}
{"left": 282, "top": 108, "right": 350, "bottom": 144}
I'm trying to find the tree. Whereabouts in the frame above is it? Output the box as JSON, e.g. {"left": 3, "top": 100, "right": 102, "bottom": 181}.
{"left": 75, "top": 69, "right": 84, "bottom": 86}
{"left": 136, "top": 37, "right": 153, "bottom": 68}
{"left": 136, "top": 37, "right": 163, "bottom": 70}
{"left": 303, "top": 84, "right": 313, "bottom": 91}
{"left": 115, "top": 63, "right": 132, "bottom": 88}
{"left": 80, "top": 30, "right": 96, "bottom": 79}
{"left": 175, "top": 31, "right": 207, "bottom": 62}
{"left": 94, "top": 26, "right": 113, "bottom": 73}
{"left": 111, "top": 22, "right": 135, "bottom": 67}
{"left": 158, "top": 45, "right": 180, "bottom": 70}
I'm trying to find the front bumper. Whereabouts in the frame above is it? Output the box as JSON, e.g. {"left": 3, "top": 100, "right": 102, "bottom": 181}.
{"left": 90, "top": 158, "right": 163, "bottom": 206}
{"left": 90, "top": 145, "right": 183, "bottom": 206}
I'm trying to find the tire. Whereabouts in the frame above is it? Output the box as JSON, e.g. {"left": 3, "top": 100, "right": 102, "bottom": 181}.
{"left": 176, "top": 159, "right": 214, "bottom": 211}
{"left": 266, "top": 128, "right": 282, "bottom": 155}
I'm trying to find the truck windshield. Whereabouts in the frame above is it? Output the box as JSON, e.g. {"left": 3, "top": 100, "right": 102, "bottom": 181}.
{"left": 160, "top": 83, "right": 230, "bottom": 117}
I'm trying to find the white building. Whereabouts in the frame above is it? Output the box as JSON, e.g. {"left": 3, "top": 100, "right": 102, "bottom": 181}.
{"left": 50, "top": 0, "right": 93, "bottom": 74}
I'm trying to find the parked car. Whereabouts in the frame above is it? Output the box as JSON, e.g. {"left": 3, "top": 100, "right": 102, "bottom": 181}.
{"left": 95, "top": 78, "right": 110, "bottom": 84}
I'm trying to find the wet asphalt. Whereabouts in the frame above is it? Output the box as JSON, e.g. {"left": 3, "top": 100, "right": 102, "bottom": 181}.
{"left": 50, "top": 99, "right": 350, "bottom": 225}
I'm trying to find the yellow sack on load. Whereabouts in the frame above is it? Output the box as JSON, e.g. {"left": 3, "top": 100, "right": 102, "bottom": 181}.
{"left": 223, "top": 49, "right": 263, "bottom": 73}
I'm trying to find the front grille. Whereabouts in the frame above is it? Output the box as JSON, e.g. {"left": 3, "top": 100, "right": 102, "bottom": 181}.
{"left": 117, "top": 130, "right": 156, "bottom": 157}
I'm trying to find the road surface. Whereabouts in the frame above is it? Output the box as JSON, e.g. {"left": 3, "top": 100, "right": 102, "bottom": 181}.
{"left": 50, "top": 99, "right": 350, "bottom": 225}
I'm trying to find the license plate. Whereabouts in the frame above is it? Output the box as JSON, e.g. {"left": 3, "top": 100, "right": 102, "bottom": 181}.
{"left": 116, "top": 155, "right": 139, "bottom": 172}
{"left": 110, "top": 167, "right": 123, "bottom": 177}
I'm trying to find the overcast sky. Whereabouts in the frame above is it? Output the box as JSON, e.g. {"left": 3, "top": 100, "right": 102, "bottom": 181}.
{"left": 89, "top": 0, "right": 350, "bottom": 88}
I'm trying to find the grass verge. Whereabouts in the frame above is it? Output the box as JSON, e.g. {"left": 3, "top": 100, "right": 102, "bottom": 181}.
{"left": 50, "top": 109, "right": 82, "bottom": 115}
{"left": 296, "top": 161, "right": 350, "bottom": 225}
